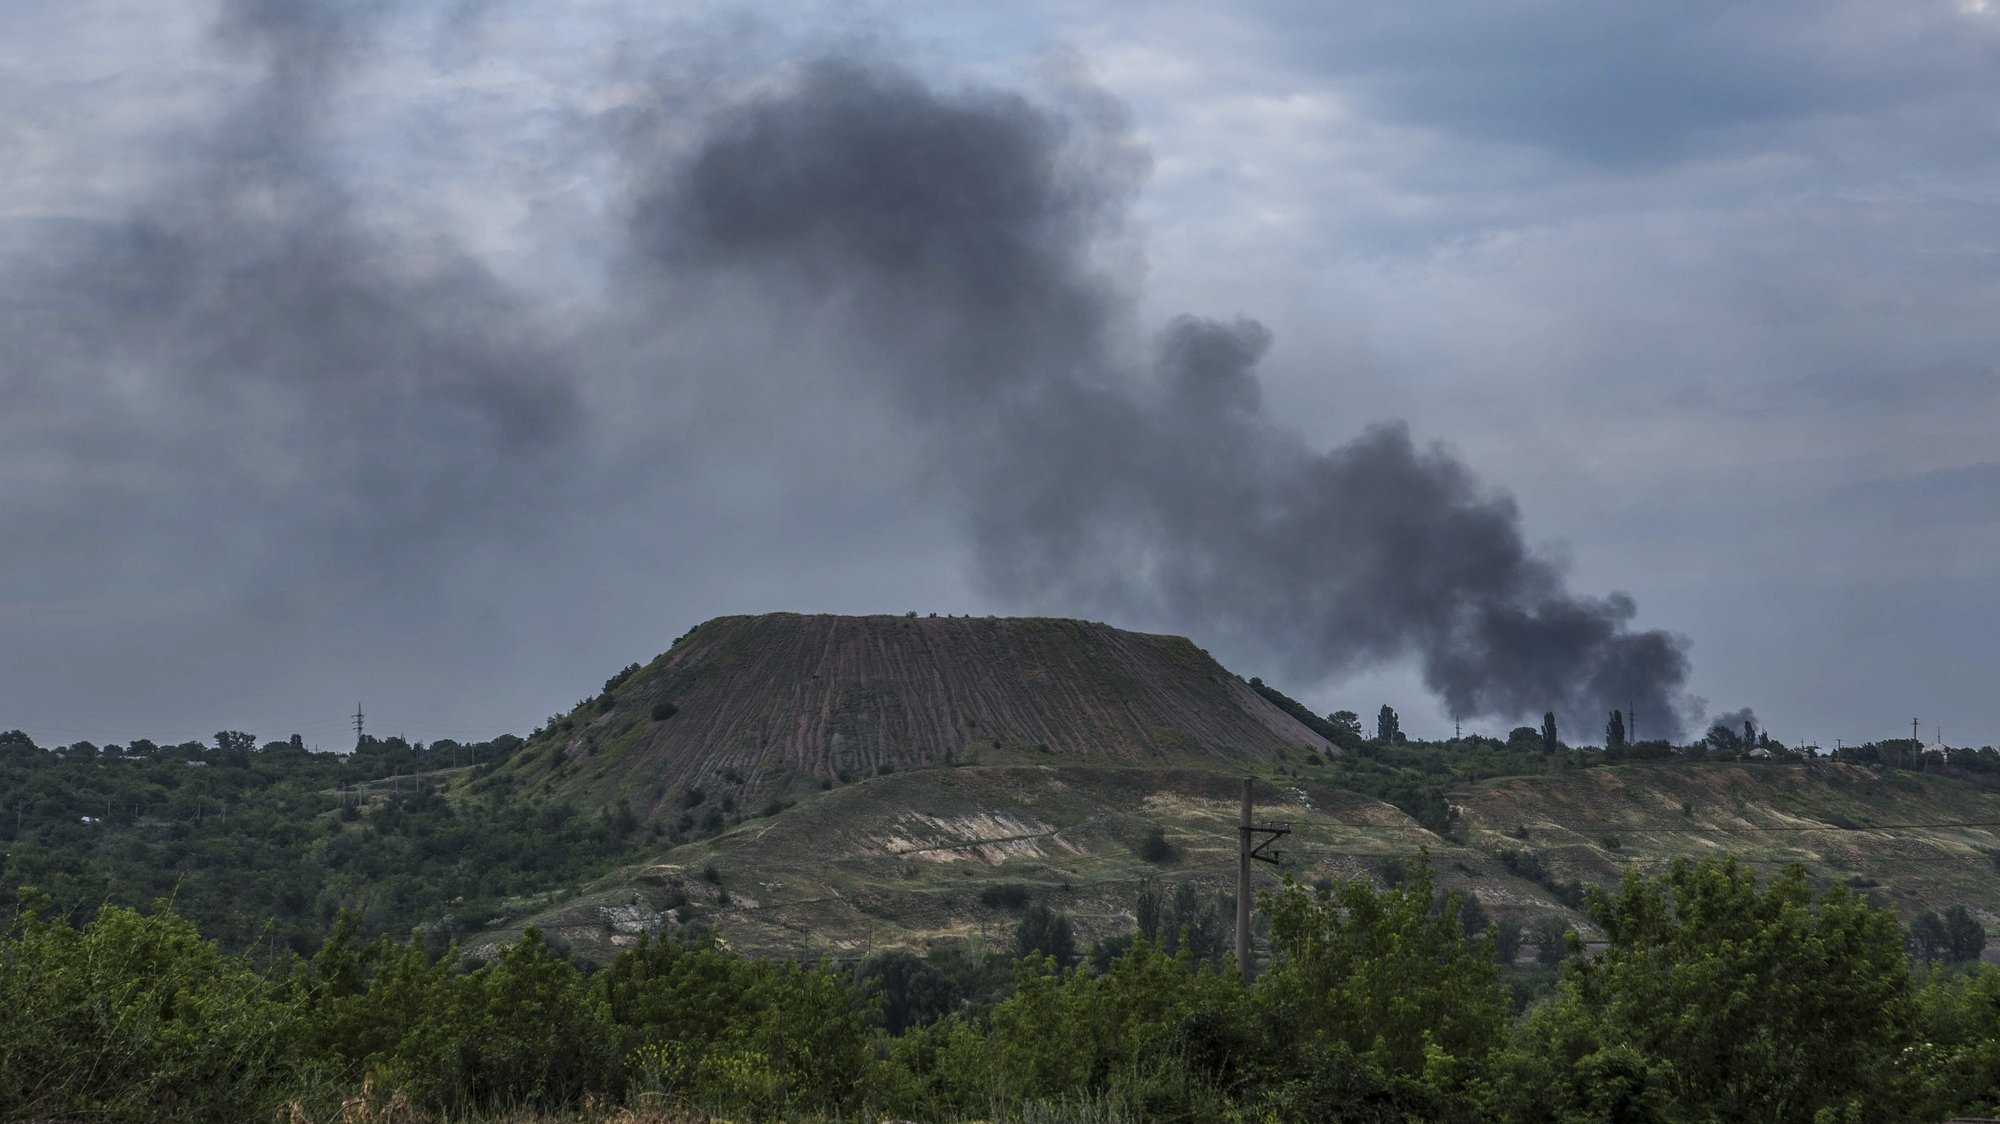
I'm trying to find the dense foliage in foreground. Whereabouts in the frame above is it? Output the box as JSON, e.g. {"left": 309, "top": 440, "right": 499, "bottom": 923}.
{"left": 10, "top": 857, "right": 2000, "bottom": 1123}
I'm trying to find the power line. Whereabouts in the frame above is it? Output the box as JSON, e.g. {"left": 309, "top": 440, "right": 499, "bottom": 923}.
{"left": 1282, "top": 848, "right": 1998, "bottom": 867}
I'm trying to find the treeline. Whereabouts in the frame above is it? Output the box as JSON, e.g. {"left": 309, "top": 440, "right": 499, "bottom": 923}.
{"left": 10, "top": 856, "right": 2000, "bottom": 1123}
{"left": 0, "top": 729, "right": 651, "bottom": 955}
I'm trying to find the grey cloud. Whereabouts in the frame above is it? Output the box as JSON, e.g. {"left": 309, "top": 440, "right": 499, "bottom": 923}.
{"left": 1, "top": 0, "right": 584, "bottom": 618}
{"left": 1259, "top": 0, "right": 2000, "bottom": 167}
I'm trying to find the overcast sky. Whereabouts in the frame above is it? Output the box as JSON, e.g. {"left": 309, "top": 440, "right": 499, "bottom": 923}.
{"left": 2, "top": 0, "right": 1996, "bottom": 750}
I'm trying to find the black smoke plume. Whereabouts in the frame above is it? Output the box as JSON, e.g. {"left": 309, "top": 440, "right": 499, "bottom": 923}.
{"left": 627, "top": 56, "right": 1694, "bottom": 737}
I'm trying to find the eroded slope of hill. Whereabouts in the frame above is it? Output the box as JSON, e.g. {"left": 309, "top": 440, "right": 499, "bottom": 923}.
{"left": 487, "top": 763, "right": 1571, "bottom": 963}
{"left": 1452, "top": 760, "right": 2000, "bottom": 921}
{"left": 492, "top": 614, "right": 1333, "bottom": 819}
{"left": 483, "top": 758, "right": 2000, "bottom": 963}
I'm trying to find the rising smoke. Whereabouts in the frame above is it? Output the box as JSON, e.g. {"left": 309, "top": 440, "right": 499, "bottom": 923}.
{"left": 626, "top": 57, "right": 1696, "bottom": 737}
{"left": 0, "top": 7, "right": 1696, "bottom": 739}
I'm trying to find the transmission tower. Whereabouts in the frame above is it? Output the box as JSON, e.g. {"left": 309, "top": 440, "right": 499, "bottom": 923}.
{"left": 353, "top": 703, "right": 365, "bottom": 751}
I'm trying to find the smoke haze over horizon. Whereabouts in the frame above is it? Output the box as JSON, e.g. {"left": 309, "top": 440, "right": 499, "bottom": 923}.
{"left": 2, "top": 1, "right": 1995, "bottom": 749}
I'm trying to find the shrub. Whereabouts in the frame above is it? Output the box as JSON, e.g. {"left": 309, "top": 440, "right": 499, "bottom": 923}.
{"left": 650, "top": 701, "right": 678, "bottom": 722}
{"left": 0, "top": 897, "right": 308, "bottom": 1122}
{"left": 979, "top": 883, "right": 1033, "bottom": 910}
{"left": 603, "top": 662, "right": 642, "bottom": 694}
{"left": 1135, "top": 826, "right": 1176, "bottom": 864}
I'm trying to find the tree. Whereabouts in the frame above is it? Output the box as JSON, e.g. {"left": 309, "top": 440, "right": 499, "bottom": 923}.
{"left": 1912, "top": 909, "right": 1950, "bottom": 964}
{"left": 1260, "top": 851, "right": 1508, "bottom": 1083}
{"left": 1541, "top": 711, "right": 1559, "bottom": 753}
{"left": 1942, "top": 905, "right": 1988, "bottom": 964}
{"left": 1706, "top": 723, "right": 1743, "bottom": 752}
{"left": 1520, "top": 859, "right": 1916, "bottom": 1123}
{"left": 1606, "top": 709, "right": 1626, "bottom": 749}
{"left": 855, "top": 949, "right": 959, "bottom": 1035}
{"left": 1531, "top": 915, "right": 1571, "bottom": 966}
{"left": 1376, "top": 705, "right": 1401, "bottom": 744}
{"left": 1014, "top": 904, "right": 1078, "bottom": 968}
{"left": 213, "top": 730, "right": 256, "bottom": 755}
{"left": 1136, "top": 881, "right": 1229, "bottom": 966}
{"left": 1329, "top": 710, "right": 1364, "bottom": 743}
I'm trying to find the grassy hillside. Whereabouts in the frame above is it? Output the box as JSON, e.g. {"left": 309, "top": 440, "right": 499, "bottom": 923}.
{"left": 486, "top": 614, "right": 1333, "bottom": 822}
{"left": 488, "top": 761, "right": 1578, "bottom": 963}
{"left": 1452, "top": 760, "right": 2000, "bottom": 919}
{"left": 489, "top": 755, "right": 2000, "bottom": 964}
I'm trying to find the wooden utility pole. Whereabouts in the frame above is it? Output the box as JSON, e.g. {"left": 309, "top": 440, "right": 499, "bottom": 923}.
{"left": 1236, "top": 779, "right": 1252, "bottom": 982}
{"left": 1235, "top": 778, "right": 1291, "bottom": 984}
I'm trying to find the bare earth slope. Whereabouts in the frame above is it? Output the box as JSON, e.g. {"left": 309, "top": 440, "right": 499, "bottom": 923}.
{"left": 500, "top": 614, "right": 1332, "bottom": 818}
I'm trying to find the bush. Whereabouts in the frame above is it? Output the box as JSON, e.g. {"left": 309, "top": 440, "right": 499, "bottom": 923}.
{"left": 603, "top": 663, "right": 642, "bottom": 694}
{"left": 650, "top": 701, "right": 678, "bottom": 722}
{"left": 979, "top": 883, "right": 1033, "bottom": 910}
{"left": 1135, "top": 826, "right": 1176, "bottom": 864}
{"left": 0, "top": 896, "right": 309, "bottom": 1122}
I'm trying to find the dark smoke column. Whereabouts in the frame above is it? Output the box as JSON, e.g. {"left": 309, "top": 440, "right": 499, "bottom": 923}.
{"left": 622, "top": 55, "right": 1695, "bottom": 739}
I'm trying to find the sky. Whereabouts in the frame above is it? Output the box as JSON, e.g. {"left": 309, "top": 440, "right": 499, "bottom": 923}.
{"left": 1, "top": 0, "right": 1996, "bottom": 751}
